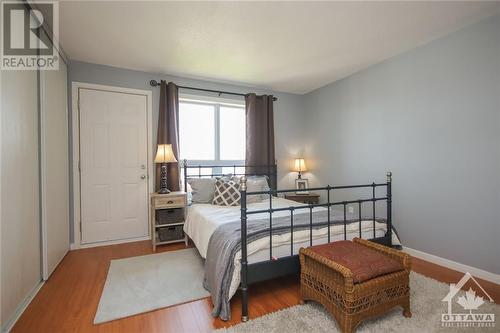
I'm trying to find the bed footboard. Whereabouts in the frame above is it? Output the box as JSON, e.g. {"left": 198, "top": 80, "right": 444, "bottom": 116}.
{"left": 239, "top": 172, "right": 393, "bottom": 322}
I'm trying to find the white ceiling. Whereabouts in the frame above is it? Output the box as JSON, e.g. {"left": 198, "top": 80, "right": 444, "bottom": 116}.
{"left": 58, "top": 1, "right": 500, "bottom": 94}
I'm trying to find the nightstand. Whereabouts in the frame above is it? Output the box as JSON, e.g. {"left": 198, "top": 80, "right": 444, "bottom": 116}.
{"left": 284, "top": 192, "right": 320, "bottom": 204}
{"left": 150, "top": 192, "right": 188, "bottom": 251}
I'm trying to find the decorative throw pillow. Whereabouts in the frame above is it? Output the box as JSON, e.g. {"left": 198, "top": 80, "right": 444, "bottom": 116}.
{"left": 186, "top": 182, "right": 193, "bottom": 205}
{"left": 212, "top": 178, "right": 241, "bottom": 206}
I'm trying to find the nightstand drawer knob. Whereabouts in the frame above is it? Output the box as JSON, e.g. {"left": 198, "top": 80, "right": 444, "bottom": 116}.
{"left": 167, "top": 200, "right": 174, "bottom": 204}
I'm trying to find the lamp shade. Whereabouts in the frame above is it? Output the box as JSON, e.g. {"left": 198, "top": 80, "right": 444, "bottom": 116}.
{"left": 292, "top": 158, "right": 307, "bottom": 173}
{"left": 154, "top": 144, "right": 177, "bottom": 163}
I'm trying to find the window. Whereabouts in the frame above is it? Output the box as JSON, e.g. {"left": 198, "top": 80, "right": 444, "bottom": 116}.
{"left": 219, "top": 106, "right": 245, "bottom": 160}
{"left": 179, "top": 102, "right": 215, "bottom": 160}
{"left": 179, "top": 96, "right": 246, "bottom": 174}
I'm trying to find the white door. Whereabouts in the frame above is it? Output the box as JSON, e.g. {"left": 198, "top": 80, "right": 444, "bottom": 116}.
{"left": 79, "top": 88, "right": 149, "bottom": 244}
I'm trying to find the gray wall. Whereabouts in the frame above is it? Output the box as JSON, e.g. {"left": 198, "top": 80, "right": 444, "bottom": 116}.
{"left": 68, "top": 61, "right": 306, "bottom": 242}
{"left": 68, "top": 15, "right": 500, "bottom": 275}
{"left": 303, "top": 15, "right": 500, "bottom": 274}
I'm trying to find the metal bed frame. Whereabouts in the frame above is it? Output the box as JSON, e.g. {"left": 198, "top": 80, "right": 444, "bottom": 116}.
{"left": 182, "top": 160, "right": 393, "bottom": 322}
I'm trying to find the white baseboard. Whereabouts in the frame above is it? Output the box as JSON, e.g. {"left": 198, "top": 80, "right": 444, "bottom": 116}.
{"left": 1, "top": 281, "right": 44, "bottom": 333}
{"left": 403, "top": 246, "right": 500, "bottom": 285}
{"left": 70, "top": 235, "right": 151, "bottom": 250}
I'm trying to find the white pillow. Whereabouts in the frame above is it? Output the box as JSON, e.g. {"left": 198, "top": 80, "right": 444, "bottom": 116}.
{"left": 233, "top": 176, "right": 270, "bottom": 203}
{"left": 186, "top": 178, "right": 216, "bottom": 203}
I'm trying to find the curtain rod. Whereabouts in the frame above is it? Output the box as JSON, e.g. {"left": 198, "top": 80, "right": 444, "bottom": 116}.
{"left": 149, "top": 80, "right": 278, "bottom": 101}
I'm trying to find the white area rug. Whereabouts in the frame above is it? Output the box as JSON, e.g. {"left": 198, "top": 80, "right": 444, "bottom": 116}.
{"left": 94, "top": 248, "right": 209, "bottom": 324}
{"left": 216, "top": 272, "right": 499, "bottom": 333}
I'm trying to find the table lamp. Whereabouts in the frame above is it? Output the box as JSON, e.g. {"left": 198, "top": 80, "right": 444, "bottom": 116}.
{"left": 155, "top": 144, "right": 177, "bottom": 194}
{"left": 292, "top": 158, "right": 307, "bottom": 179}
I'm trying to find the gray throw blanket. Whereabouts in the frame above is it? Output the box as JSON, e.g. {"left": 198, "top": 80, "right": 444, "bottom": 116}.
{"left": 203, "top": 207, "right": 387, "bottom": 320}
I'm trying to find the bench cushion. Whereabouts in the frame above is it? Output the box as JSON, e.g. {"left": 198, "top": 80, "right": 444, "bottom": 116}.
{"left": 308, "top": 240, "right": 404, "bottom": 283}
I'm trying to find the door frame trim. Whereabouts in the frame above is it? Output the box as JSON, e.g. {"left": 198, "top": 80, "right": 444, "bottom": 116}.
{"left": 71, "top": 82, "right": 153, "bottom": 249}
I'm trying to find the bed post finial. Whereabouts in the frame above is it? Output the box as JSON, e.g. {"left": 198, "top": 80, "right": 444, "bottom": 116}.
{"left": 386, "top": 171, "right": 392, "bottom": 183}
{"left": 240, "top": 176, "right": 247, "bottom": 191}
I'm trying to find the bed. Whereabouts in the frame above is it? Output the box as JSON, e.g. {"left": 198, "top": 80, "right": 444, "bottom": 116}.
{"left": 181, "top": 161, "right": 400, "bottom": 321}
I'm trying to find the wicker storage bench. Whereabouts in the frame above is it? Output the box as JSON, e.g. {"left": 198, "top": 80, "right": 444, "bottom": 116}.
{"left": 299, "top": 238, "right": 411, "bottom": 333}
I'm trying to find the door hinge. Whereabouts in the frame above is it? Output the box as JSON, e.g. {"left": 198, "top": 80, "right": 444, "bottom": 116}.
{"left": 80, "top": 221, "right": 82, "bottom": 234}
{"left": 78, "top": 161, "right": 81, "bottom": 172}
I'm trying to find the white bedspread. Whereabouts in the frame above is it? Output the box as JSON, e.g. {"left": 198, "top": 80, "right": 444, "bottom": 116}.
{"left": 183, "top": 197, "right": 401, "bottom": 300}
{"left": 184, "top": 197, "right": 325, "bottom": 258}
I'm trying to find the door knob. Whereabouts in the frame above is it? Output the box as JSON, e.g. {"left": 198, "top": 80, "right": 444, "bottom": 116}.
{"left": 140, "top": 175, "right": 146, "bottom": 179}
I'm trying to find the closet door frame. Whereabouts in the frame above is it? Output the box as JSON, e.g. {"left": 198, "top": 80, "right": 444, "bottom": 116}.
{"left": 70, "top": 82, "right": 154, "bottom": 249}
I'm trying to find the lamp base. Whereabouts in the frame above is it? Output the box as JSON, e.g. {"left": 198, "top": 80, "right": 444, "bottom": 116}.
{"left": 158, "top": 188, "right": 171, "bottom": 194}
{"left": 159, "top": 164, "right": 170, "bottom": 194}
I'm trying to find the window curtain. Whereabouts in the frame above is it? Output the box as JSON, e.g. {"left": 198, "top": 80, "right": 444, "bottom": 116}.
{"left": 245, "top": 93, "right": 275, "bottom": 173}
{"left": 156, "top": 80, "right": 180, "bottom": 191}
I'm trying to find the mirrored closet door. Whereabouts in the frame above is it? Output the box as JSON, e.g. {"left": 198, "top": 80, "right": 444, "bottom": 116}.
{"left": 1, "top": 27, "right": 69, "bottom": 331}
{"left": 40, "top": 33, "right": 70, "bottom": 279}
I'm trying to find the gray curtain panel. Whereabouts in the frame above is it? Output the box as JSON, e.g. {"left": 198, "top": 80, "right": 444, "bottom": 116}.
{"left": 156, "top": 81, "right": 180, "bottom": 192}
{"left": 245, "top": 94, "right": 275, "bottom": 173}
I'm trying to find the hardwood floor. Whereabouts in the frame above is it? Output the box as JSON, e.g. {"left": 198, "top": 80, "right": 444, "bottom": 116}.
{"left": 12, "top": 241, "right": 500, "bottom": 333}
{"left": 411, "top": 256, "right": 500, "bottom": 304}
